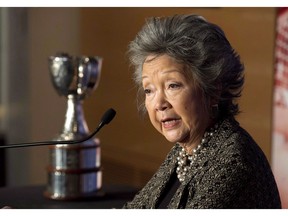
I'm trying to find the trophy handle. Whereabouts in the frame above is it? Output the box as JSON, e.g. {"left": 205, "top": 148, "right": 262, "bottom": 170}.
{"left": 77, "top": 56, "right": 102, "bottom": 98}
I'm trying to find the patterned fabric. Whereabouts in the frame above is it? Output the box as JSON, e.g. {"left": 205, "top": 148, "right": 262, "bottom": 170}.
{"left": 123, "top": 117, "right": 282, "bottom": 209}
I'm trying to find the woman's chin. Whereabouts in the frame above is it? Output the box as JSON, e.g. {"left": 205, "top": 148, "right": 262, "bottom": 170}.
{"left": 163, "top": 135, "right": 181, "bottom": 143}
{"left": 162, "top": 129, "right": 188, "bottom": 143}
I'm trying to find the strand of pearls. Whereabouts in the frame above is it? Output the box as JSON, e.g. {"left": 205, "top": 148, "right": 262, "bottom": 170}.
{"left": 176, "top": 124, "right": 218, "bottom": 182}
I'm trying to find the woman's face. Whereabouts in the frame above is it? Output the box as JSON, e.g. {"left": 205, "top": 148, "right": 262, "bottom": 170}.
{"left": 142, "top": 54, "right": 211, "bottom": 146}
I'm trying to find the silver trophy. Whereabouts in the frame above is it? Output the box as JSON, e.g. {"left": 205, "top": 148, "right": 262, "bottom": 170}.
{"left": 44, "top": 53, "right": 103, "bottom": 200}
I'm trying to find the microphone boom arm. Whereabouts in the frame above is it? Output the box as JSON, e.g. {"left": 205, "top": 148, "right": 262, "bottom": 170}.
{"left": 0, "top": 108, "right": 116, "bottom": 149}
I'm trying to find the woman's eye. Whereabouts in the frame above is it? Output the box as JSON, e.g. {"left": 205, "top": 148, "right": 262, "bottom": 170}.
{"left": 144, "top": 89, "right": 151, "bottom": 94}
{"left": 168, "top": 83, "right": 181, "bottom": 89}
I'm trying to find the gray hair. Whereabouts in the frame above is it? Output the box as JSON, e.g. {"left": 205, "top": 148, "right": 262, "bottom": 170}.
{"left": 127, "top": 14, "right": 244, "bottom": 119}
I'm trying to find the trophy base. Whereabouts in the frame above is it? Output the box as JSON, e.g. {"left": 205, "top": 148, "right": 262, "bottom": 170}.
{"left": 46, "top": 140, "right": 102, "bottom": 200}
{"left": 45, "top": 168, "right": 103, "bottom": 200}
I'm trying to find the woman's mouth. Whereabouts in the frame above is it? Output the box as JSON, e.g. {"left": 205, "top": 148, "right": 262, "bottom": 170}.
{"left": 161, "top": 118, "right": 181, "bottom": 129}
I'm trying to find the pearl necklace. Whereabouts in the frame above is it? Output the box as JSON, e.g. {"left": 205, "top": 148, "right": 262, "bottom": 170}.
{"left": 176, "top": 124, "right": 218, "bottom": 183}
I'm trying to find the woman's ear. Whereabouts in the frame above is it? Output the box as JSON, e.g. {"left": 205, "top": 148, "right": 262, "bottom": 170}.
{"left": 210, "top": 82, "right": 222, "bottom": 104}
{"left": 210, "top": 104, "right": 219, "bottom": 119}
{"left": 209, "top": 83, "right": 222, "bottom": 119}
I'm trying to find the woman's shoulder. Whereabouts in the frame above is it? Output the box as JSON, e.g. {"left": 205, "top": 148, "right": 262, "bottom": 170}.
{"left": 216, "top": 117, "right": 270, "bottom": 169}
{"left": 218, "top": 117, "right": 257, "bottom": 148}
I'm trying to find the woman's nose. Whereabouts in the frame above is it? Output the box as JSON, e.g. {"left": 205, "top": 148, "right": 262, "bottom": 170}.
{"left": 154, "top": 91, "right": 170, "bottom": 111}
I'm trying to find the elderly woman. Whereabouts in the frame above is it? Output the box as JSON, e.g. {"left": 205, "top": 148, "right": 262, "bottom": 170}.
{"left": 123, "top": 14, "right": 281, "bottom": 209}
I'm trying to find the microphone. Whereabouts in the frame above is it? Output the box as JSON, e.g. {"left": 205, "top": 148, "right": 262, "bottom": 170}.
{"left": 0, "top": 108, "right": 116, "bottom": 149}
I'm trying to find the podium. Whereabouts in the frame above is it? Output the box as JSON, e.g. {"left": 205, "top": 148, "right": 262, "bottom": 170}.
{"left": 0, "top": 184, "right": 137, "bottom": 209}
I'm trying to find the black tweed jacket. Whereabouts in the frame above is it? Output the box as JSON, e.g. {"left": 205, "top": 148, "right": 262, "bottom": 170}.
{"left": 123, "top": 117, "right": 281, "bottom": 209}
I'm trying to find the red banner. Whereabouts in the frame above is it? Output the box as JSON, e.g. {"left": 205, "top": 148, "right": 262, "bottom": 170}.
{"left": 272, "top": 7, "right": 288, "bottom": 209}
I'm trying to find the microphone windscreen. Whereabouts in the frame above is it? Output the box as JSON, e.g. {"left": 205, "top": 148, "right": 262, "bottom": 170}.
{"left": 101, "top": 108, "right": 116, "bottom": 125}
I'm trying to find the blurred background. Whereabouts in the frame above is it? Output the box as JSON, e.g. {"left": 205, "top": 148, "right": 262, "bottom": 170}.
{"left": 0, "top": 8, "right": 278, "bottom": 190}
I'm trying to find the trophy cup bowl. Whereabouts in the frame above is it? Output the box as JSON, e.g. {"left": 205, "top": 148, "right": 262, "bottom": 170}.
{"left": 45, "top": 52, "right": 103, "bottom": 200}
{"left": 49, "top": 53, "right": 101, "bottom": 98}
